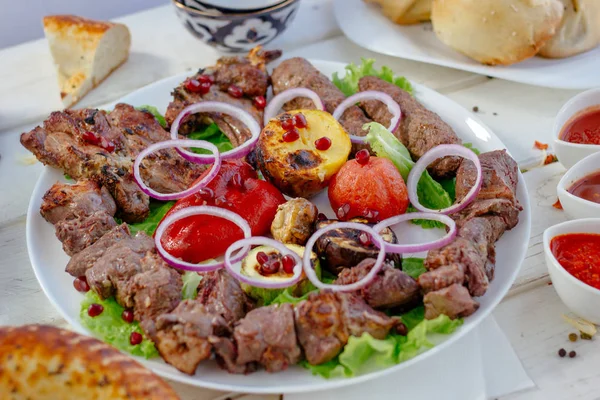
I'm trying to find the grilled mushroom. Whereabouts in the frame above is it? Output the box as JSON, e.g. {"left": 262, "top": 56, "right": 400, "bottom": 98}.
{"left": 271, "top": 198, "right": 318, "bottom": 245}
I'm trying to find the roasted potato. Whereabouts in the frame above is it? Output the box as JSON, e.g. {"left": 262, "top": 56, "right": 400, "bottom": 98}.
{"left": 256, "top": 110, "right": 352, "bottom": 198}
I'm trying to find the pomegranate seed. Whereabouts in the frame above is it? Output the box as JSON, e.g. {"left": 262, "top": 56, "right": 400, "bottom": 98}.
{"left": 293, "top": 113, "right": 308, "bottom": 128}
{"left": 82, "top": 131, "right": 99, "bottom": 145}
{"left": 317, "top": 213, "right": 328, "bottom": 221}
{"left": 256, "top": 251, "right": 269, "bottom": 266}
{"left": 261, "top": 259, "right": 280, "bottom": 275}
{"left": 87, "top": 303, "right": 104, "bottom": 317}
{"left": 280, "top": 117, "right": 295, "bottom": 131}
{"left": 355, "top": 149, "right": 370, "bottom": 165}
{"left": 359, "top": 232, "right": 372, "bottom": 246}
{"left": 199, "top": 81, "right": 212, "bottom": 94}
{"left": 282, "top": 254, "right": 295, "bottom": 274}
{"left": 364, "top": 209, "right": 380, "bottom": 220}
{"left": 314, "top": 137, "right": 332, "bottom": 151}
{"left": 198, "top": 188, "right": 214, "bottom": 200}
{"left": 130, "top": 332, "right": 143, "bottom": 346}
{"left": 122, "top": 310, "right": 134, "bottom": 323}
{"left": 337, "top": 203, "right": 351, "bottom": 219}
{"left": 228, "top": 85, "right": 243, "bottom": 98}
{"left": 73, "top": 276, "right": 90, "bottom": 293}
{"left": 282, "top": 129, "right": 300, "bottom": 143}
{"left": 230, "top": 173, "right": 244, "bottom": 189}
{"left": 253, "top": 96, "right": 267, "bottom": 110}
{"left": 198, "top": 74, "right": 214, "bottom": 84}
{"left": 185, "top": 79, "right": 203, "bottom": 93}
{"left": 100, "top": 138, "right": 115, "bottom": 153}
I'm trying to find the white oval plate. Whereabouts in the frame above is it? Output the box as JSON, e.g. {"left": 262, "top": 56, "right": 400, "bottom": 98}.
{"left": 26, "top": 60, "right": 531, "bottom": 394}
{"left": 334, "top": 0, "right": 600, "bottom": 90}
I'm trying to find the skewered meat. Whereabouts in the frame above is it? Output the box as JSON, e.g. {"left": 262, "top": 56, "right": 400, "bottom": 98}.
{"left": 270, "top": 198, "right": 318, "bottom": 245}
{"left": 197, "top": 269, "right": 254, "bottom": 325}
{"left": 271, "top": 58, "right": 372, "bottom": 151}
{"left": 334, "top": 258, "right": 420, "bottom": 309}
{"left": 55, "top": 211, "right": 117, "bottom": 256}
{"left": 358, "top": 76, "right": 462, "bottom": 178}
{"left": 423, "top": 284, "right": 479, "bottom": 320}
{"left": 143, "top": 300, "right": 230, "bottom": 375}
{"left": 418, "top": 263, "right": 465, "bottom": 294}
{"left": 165, "top": 46, "right": 281, "bottom": 146}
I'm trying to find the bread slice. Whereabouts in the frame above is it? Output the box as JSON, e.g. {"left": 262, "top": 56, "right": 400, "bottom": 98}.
{"left": 43, "top": 15, "right": 131, "bottom": 108}
{"left": 0, "top": 325, "right": 180, "bottom": 400}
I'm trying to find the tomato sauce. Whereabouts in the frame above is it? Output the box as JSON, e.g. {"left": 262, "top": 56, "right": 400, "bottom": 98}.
{"left": 551, "top": 233, "right": 600, "bottom": 289}
{"left": 568, "top": 171, "right": 600, "bottom": 204}
{"left": 561, "top": 106, "right": 600, "bottom": 145}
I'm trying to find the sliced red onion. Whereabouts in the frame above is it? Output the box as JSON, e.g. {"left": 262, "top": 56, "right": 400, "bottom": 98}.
{"left": 155, "top": 206, "right": 251, "bottom": 272}
{"left": 133, "top": 139, "right": 221, "bottom": 201}
{"left": 373, "top": 212, "right": 457, "bottom": 254}
{"left": 332, "top": 91, "right": 401, "bottom": 144}
{"left": 303, "top": 222, "right": 385, "bottom": 292}
{"left": 224, "top": 237, "right": 303, "bottom": 289}
{"left": 263, "top": 88, "right": 325, "bottom": 125}
{"left": 407, "top": 144, "right": 482, "bottom": 214}
{"left": 170, "top": 101, "right": 261, "bottom": 164}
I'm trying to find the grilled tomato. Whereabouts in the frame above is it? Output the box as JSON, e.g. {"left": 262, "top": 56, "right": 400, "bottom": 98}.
{"left": 256, "top": 110, "right": 352, "bottom": 198}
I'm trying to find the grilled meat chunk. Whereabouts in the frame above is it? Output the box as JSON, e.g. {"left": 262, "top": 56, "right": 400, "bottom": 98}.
{"left": 271, "top": 58, "right": 372, "bottom": 150}
{"left": 424, "top": 284, "right": 479, "bottom": 320}
{"left": 40, "top": 180, "right": 116, "bottom": 224}
{"left": 143, "top": 300, "right": 230, "bottom": 375}
{"left": 334, "top": 258, "right": 420, "bottom": 309}
{"left": 66, "top": 224, "right": 130, "bottom": 277}
{"left": 418, "top": 263, "right": 465, "bottom": 294}
{"left": 232, "top": 303, "right": 301, "bottom": 372}
{"left": 295, "top": 290, "right": 397, "bottom": 365}
{"left": 358, "top": 76, "right": 462, "bottom": 177}
{"left": 210, "top": 336, "right": 258, "bottom": 375}
{"left": 165, "top": 47, "right": 281, "bottom": 146}
{"left": 55, "top": 211, "right": 117, "bottom": 256}
{"left": 197, "top": 269, "right": 254, "bottom": 325}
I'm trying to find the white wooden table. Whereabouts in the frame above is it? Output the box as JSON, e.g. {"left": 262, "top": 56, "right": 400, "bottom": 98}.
{"left": 0, "top": 2, "right": 596, "bottom": 399}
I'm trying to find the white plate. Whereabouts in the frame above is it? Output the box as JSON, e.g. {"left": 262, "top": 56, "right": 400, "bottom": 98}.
{"left": 334, "top": 0, "right": 600, "bottom": 90}
{"left": 26, "top": 60, "right": 531, "bottom": 394}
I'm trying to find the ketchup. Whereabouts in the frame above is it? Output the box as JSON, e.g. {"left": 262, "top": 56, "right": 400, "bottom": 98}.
{"left": 551, "top": 233, "right": 600, "bottom": 290}
{"left": 568, "top": 170, "right": 600, "bottom": 204}
{"left": 561, "top": 105, "right": 600, "bottom": 145}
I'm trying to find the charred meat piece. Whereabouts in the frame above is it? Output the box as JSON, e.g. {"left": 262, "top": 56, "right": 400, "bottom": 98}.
{"left": 66, "top": 224, "right": 130, "bottom": 277}
{"left": 424, "top": 284, "right": 479, "bottom": 320}
{"left": 55, "top": 211, "right": 117, "bottom": 256}
{"left": 85, "top": 232, "right": 155, "bottom": 300}
{"left": 454, "top": 198, "right": 521, "bottom": 232}
{"left": 315, "top": 218, "right": 401, "bottom": 275}
{"left": 197, "top": 269, "right": 254, "bottom": 325}
{"left": 233, "top": 303, "right": 301, "bottom": 373}
{"left": 270, "top": 198, "right": 318, "bottom": 245}
{"left": 271, "top": 58, "right": 372, "bottom": 150}
{"left": 40, "top": 180, "right": 116, "bottom": 224}
{"left": 334, "top": 258, "right": 420, "bottom": 309}
{"left": 165, "top": 47, "right": 281, "bottom": 146}
{"left": 295, "top": 290, "right": 397, "bottom": 365}
{"left": 358, "top": 76, "right": 462, "bottom": 178}
{"left": 210, "top": 336, "right": 257, "bottom": 375}
{"left": 143, "top": 300, "right": 230, "bottom": 375}
{"left": 418, "top": 263, "right": 465, "bottom": 294}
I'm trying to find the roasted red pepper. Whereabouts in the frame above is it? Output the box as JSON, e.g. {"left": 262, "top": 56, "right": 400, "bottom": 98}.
{"left": 159, "top": 160, "right": 285, "bottom": 263}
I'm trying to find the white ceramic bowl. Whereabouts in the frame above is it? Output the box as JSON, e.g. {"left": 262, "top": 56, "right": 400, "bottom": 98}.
{"left": 544, "top": 218, "right": 600, "bottom": 323}
{"left": 557, "top": 152, "right": 600, "bottom": 220}
{"left": 554, "top": 88, "right": 600, "bottom": 169}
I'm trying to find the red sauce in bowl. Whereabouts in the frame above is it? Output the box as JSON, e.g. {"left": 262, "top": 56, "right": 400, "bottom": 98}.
{"left": 568, "top": 171, "right": 600, "bottom": 204}
{"left": 551, "top": 233, "right": 600, "bottom": 290}
{"left": 561, "top": 106, "right": 600, "bottom": 145}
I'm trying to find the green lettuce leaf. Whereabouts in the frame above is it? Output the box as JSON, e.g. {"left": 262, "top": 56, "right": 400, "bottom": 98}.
{"left": 402, "top": 257, "right": 427, "bottom": 279}
{"left": 182, "top": 271, "right": 203, "bottom": 300}
{"left": 136, "top": 105, "right": 167, "bottom": 128}
{"left": 127, "top": 200, "right": 175, "bottom": 236}
{"left": 464, "top": 142, "right": 481, "bottom": 155}
{"left": 332, "top": 58, "right": 413, "bottom": 97}
{"left": 80, "top": 291, "right": 159, "bottom": 358}
{"left": 188, "top": 123, "right": 234, "bottom": 154}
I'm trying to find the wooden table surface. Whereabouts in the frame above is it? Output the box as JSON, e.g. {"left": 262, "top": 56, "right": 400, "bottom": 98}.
{"left": 0, "top": 2, "right": 597, "bottom": 399}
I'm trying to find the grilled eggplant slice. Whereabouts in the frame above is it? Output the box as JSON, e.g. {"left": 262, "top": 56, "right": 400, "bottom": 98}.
{"left": 256, "top": 110, "right": 352, "bottom": 198}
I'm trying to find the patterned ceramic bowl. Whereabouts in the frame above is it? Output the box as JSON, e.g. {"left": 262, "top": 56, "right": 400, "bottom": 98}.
{"left": 172, "top": 0, "right": 300, "bottom": 52}
{"left": 179, "top": 0, "right": 286, "bottom": 12}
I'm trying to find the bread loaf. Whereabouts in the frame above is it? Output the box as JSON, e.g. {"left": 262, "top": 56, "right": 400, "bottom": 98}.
{"left": 365, "top": 0, "right": 432, "bottom": 25}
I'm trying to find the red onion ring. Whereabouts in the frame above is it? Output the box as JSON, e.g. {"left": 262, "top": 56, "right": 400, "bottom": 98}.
{"left": 133, "top": 139, "right": 221, "bottom": 201}
{"left": 303, "top": 222, "right": 385, "bottom": 292}
{"left": 224, "top": 237, "right": 303, "bottom": 289}
{"left": 263, "top": 88, "right": 325, "bottom": 125}
{"left": 170, "top": 101, "right": 261, "bottom": 164}
{"left": 373, "top": 212, "right": 457, "bottom": 254}
{"left": 155, "top": 206, "right": 251, "bottom": 272}
{"left": 407, "top": 144, "right": 482, "bottom": 214}
{"left": 332, "top": 91, "right": 401, "bottom": 144}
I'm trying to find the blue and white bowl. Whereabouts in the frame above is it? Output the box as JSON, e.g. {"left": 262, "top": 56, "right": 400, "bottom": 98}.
{"left": 180, "top": 0, "right": 286, "bottom": 12}
{"left": 172, "top": 0, "right": 300, "bottom": 53}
